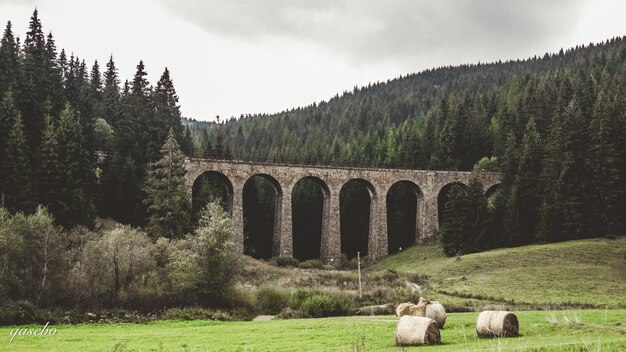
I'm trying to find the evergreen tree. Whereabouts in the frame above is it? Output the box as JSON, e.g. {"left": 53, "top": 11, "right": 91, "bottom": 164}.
{"left": 513, "top": 118, "right": 543, "bottom": 244}
{"left": 102, "top": 55, "right": 121, "bottom": 126}
{"left": 38, "top": 116, "right": 63, "bottom": 218}
{"left": 150, "top": 67, "right": 183, "bottom": 161}
{"left": 90, "top": 60, "right": 103, "bottom": 119}
{"left": 43, "top": 32, "right": 65, "bottom": 115}
{"left": 588, "top": 90, "right": 624, "bottom": 233}
{"left": 144, "top": 129, "right": 190, "bottom": 238}
{"left": 0, "top": 21, "right": 19, "bottom": 98}
{"left": 55, "top": 103, "right": 96, "bottom": 228}
{"left": 3, "top": 114, "right": 33, "bottom": 213}
{"left": 439, "top": 184, "right": 470, "bottom": 256}
{"left": 17, "top": 9, "right": 47, "bottom": 149}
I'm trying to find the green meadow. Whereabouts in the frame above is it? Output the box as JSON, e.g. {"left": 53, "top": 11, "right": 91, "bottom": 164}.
{"left": 2, "top": 310, "right": 625, "bottom": 351}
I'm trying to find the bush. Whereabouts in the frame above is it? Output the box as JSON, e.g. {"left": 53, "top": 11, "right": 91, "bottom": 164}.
{"left": 162, "top": 307, "right": 233, "bottom": 321}
{"left": 275, "top": 307, "right": 308, "bottom": 320}
{"left": 256, "top": 286, "right": 290, "bottom": 315}
{"left": 367, "top": 269, "right": 400, "bottom": 283}
{"left": 168, "top": 202, "right": 242, "bottom": 306}
{"left": 289, "top": 289, "right": 352, "bottom": 318}
{"left": 298, "top": 259, "right": 324, "bottom": 269}
{"left": 270, "top": 256, "right": 300, "bottom": 267}
{"left": 300, "top": 293, "right": 351, "bottom": 318}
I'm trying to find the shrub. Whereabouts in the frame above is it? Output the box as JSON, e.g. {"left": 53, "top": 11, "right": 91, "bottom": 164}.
{"left": 270, "top": 256, "right": 300, "bottom": 267}
{"left": 298, "top": 259, "right": 324, "bottom": 269}
{"left": 300, "top": 293, "right": 351, "bottom": 318}
{"left": 162, "top": 307, "right": 233, "bottom": 321}
{"left": 70, "top": 225, "right": 158, "bottom": 308}
{"left": 275, "top": 307, "right": 308, "bottom": 320}
{"left": 289, "top": 289, "right": 352, "bottom": 318}
{"left": 256, "top": 286, "right": 290, "bottom": 315}
{"left": 168, "top": 202, "right": 242, "bottom": 306}
{"left": 367, "top": 269, "right": 400, "bottom": 283}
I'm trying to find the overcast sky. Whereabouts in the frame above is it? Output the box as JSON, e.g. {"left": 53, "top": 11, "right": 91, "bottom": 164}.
{"left": 1, "top": 0, "right": 626, "bottom": 121}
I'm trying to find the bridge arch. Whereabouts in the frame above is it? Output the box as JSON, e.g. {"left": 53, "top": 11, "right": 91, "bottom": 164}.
{"left": 243, "top": 174, "right": 283, "bottom": 259}
{"left": 386, "top": 180, "right": 424, "bottom": 254}
{"left": 340, "top": 178, "right": 376, "bottom": 259}
{"left": 192, "top": 171, "right": 233, "bottom": 221}
{"left": 291, "top": 176, "right": 330, "bottom": 261}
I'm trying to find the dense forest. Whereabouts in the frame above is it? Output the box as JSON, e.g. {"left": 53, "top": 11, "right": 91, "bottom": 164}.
{"left": 0, "top": 10, "right": 194, "bottom": 229}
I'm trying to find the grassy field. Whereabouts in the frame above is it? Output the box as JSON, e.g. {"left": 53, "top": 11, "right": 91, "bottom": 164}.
{"left": 2, "top": 310, "right": 625, "bottom": 351}
{"left": 373, "top": 236, "right": 626, "bottom": 309}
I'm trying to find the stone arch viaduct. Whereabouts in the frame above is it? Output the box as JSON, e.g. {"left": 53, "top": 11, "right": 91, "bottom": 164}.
{"left": 185, "top": 159, "right": 501, "bottom": 264}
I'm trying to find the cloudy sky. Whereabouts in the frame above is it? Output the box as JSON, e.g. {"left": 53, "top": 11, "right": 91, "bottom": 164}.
{"left": 1, "top": 0, "right": 625, "bottom": 121}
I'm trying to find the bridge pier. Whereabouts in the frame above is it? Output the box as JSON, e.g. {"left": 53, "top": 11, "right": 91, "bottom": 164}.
{"left": 368, "top": 195, "right": 388, "bottom": 261}
{"left": 232, "top": 184, "right": 245, "bottom": 254}
{"left": 321, "top": 189, "right": 341, "bottom": 266}
{"left": 276, "top": 192, "right": 293, "bottom": 257}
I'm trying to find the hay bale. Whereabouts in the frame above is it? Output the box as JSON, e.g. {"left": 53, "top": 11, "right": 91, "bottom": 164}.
{"left": 476, "top": 311, "right": 519, "bottom": 337}
{"left": 395, "top": 302, "right": 413, "bottom": 317}
{"left": 425, "top": 301, "right": 447, "bottom": 328}
{"left": 395, "top": 316, "right": 441, "bottom": 346}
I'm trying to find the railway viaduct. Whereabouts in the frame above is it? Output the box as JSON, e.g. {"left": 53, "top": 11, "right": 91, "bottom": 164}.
{"left": 185, "top": 159, "right": 501, "bottom": 264}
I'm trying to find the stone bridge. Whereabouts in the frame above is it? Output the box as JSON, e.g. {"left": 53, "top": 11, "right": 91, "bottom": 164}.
{"left": 185, "top": 159, "right": 501, "bottom": 264}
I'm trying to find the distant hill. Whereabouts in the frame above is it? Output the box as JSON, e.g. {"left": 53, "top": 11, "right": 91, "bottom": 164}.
{"left": 205, "top": 36, "right": 626, "bottom": 169}
{"left": 374, "top": 236, "right": 626, "bottom": 309}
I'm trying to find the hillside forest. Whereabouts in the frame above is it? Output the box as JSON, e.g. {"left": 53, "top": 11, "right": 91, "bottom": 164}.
{"left": 0, "top": 10, "right": 625, "bottom": 313}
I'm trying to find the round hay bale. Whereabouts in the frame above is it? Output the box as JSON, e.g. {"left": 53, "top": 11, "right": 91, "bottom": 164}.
{"left": 425, "top": 301, "right": 447, "bottom": 328}
{"left": 395, "top": 316, "right": 441, "bottom": 346}
{"left": 395, "top": 302, "right": 413, "bottom": 317}
{"left": 476, "top": 311, "right": 519, "bottom": 337}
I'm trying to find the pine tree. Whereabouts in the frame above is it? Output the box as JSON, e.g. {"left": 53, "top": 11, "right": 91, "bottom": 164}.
{"left": 180, "top": 126, "right": 194, "bottom": 156}
{"left": 144, "top": 129, "right": 190, "bottom": 238}
{"left": 43, "top": 32, "right": 65, "bottom": 115}
{"left": 465, "top": 177, "right": 488, "bottom": 251}
{"left": 0, "top": 21, "right": 19, "bottom": 98}
{"left": 0, "top": 91, "right": 16, "bottom": 180}
{"left": 18, "top": 9, "right": 48, "bottom": 149}
{"left": 90, "top": 60, "right": 103, "bottom": 118}
{"left": 3, "top": 114, "right": 34, "bottom": 213}
{"left": 214, "top": 116, "right": 224, "bottom": 159}
{"left": 514, "top": 118, "right": 543, "bottom": 244}
{"left": 102, "top": 55, "right": 121, "bottom": 127}
{"left": 55, "top": 103, "right": 96, "bottom": 228}
{"left": 588, "top": 90, "right": 624, "bottom": 233}
{"left": 38, "top": 116, "right": 63, "bottom": 218}
{"left": 150, "top": 67, "right": 183, "bottom": 161}
{"left": 439, "top": 184, "right": 470, "bottom": 256}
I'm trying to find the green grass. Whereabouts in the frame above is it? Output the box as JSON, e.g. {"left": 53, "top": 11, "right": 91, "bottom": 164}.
{"left": 373, "top": 237, "right": 626, "bottom": 308}
{"left": 2, "top": 310, "right": 625, "bottom": 351}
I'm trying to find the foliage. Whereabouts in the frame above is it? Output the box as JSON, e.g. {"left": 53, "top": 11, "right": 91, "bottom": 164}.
{"left": 255, "top": 286, "right": 291, "bottom": 315}
{"left": 167, "top": 201, "right": 242, "bottom": 306}
{"left": 144, "top": 129, "right": 190, "bottom": 238}
{"left": 270, "top": 256, "right": 300, "bottom": 267}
